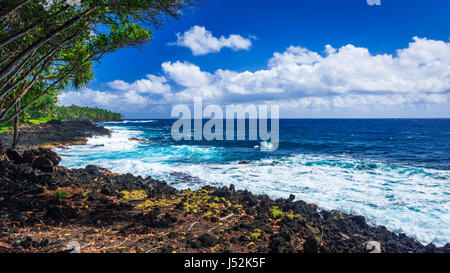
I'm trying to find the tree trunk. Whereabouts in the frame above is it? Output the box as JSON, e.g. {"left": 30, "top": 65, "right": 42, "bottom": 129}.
{"left": 0, "top": 32, "right": 76, "bottom": 103}
{"left": 11, "top": 100, "right": 20, "bottom": 150}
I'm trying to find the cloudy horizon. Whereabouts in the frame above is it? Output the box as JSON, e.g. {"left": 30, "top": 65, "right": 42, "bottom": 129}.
{"left": 58, "top": 1, "right": 450, "bottom": 118}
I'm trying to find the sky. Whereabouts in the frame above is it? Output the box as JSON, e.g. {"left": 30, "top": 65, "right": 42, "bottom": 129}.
{"left": 58, "top": 0, "right": 450, "bottom": 118}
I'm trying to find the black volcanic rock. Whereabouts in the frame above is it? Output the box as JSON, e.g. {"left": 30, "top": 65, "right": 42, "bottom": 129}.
{"left": 31, "top": 157, "right": 54, "bottom": 173}
{"left": 0, "top": 120, "right": 111, "bottom": 147}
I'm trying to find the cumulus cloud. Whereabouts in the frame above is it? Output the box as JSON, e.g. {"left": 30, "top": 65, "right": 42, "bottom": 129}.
{"left": 163, "top": 37, "right": 450, "bottom": 103}
{"left": 173, "top": 26, "right": 252, "bottom": 55}
{"left": 162, "top": 61, "right": 211, "bottom": 87}
{"left": 59, "top": 37, "right": 450, "bottom": 117}
{"left": 107, "top": 75, "right": 171, "bottom": 94}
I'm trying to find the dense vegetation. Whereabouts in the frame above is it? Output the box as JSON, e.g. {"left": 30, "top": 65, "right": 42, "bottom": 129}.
{"left": 0, "top": 0, "right": 199, "bottom": 147}
{"left": 29, "top": 104, "right": 123, "bottom": 122}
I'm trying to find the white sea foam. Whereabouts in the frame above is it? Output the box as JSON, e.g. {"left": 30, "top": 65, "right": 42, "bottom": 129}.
{"left": 57, "top": 124, "right": 450, "bottom": 246}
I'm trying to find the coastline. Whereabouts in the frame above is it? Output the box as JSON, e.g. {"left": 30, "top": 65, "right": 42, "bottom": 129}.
{"left": 0, "top": 121, "right": 448, "bottom": 253}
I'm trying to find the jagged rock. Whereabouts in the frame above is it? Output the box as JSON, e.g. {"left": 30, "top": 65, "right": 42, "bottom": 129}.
{"left": 36, "top": 148, "right": 61, "bottom": 166}
{"left": 22, "top": 150, "right": 35, "bottom": 164}
{"left": 425, "top": 243, "right": 437, "bottom": 253}
{"left": 85, "top": 165, "right": 103, "bottom": 176}
{"left": 6, "top": 149, "right": 24, "bottom": 164}
{"left": 443, "top": 243, "right": 450, "bottom": 253}
{"left": 288, "top": 194, "right": 295, "bottom": 202}
{"left": 87, "top": 192, "right": 108, "bottom": 203}
{"left": 269, "top": 231, "right": 293, "bottom": 253}
{"left": 330, "top": 210, "right": 346, "bottom": 221}
{"left": 350, "top": 215, "right": 367, "bottom": 228}
{"left": 303, "top": 235, "right": 320, "bottom": 253}
{"left": 31, "top": 157, "right": 53, "bottom": 172}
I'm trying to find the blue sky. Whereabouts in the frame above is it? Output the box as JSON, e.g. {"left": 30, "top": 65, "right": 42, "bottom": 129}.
{"left": 59, "top": 0, "right": 450, "bottom": 118}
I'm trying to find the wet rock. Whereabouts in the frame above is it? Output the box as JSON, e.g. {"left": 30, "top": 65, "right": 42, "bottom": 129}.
{"left": 85, "top": 165, "right": 103, "bottom": 176}
{"left": 238, "top": 161, "right": 250, "bottom": 165}
{"left": 129, "top": 137, "right": 148, "bottom": 143}
{"left": 425, "top": 243, "right": 437, "bottom": 253}
{"left": 288, "top": 194, "right": 295, "bottom": 202}
{"left": 31, "top": 157, "right": 53, "bottom": 172}
{"left": 350, "top": 215, "right": 367, "bottom": 228}
{"left": 442, "top": 243, "right": 450, "bottom": 253}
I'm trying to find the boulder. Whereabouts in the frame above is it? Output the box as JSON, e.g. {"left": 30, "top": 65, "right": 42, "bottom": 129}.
{"left": 36, "top": 148, "right": 61, "bottom": 166}
{"left": 22, "top": 150, "right": 35, "bottom": 164}
{"left": 85, "top": 165, "right": 103, "bottom": 176}
{"left": 6, "top": 149, "right": 24, "bottom": 164}
{"left": 350, "top": 215, "right": 367, "bottom": 228}
{"left": 31, "top": 157, "right": 54, "bottom": 172}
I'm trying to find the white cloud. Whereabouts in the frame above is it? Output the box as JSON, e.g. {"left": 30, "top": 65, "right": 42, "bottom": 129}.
{"left": 173, "top": 25, "right": 252, "bottom": 55}
{"left": 162, "top": 61, "right": 211, "bottom": 87}
{"left": 107, "top": 75, "right": 171, "bottom": 94}
{"left": 59, "top": 37, "right": 450, "bottom": 117}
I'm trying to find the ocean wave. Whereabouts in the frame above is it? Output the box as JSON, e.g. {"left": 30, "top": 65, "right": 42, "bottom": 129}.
{"left": 57, "top": 125, "right": 450, "bottom": 246}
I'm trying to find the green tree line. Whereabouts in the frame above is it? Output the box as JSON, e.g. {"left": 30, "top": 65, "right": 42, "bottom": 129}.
{"left": 26, "top": 103, "right": 123, "bottom": 122}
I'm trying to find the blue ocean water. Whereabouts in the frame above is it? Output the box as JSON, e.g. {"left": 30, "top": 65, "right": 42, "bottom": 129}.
{"left": 56, "top": 119, "right": 450, "bottom": 246}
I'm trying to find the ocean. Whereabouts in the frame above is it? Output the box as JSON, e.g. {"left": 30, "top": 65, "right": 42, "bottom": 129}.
{"left": 56, "top": 119, "right": 450, "bottom": 246}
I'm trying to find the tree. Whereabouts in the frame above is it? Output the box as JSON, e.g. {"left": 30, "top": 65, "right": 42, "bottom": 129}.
{"left": 0, "top": 0, "right": 200, "bottom": 147}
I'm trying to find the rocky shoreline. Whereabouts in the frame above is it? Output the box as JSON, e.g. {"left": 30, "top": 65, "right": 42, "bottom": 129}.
{"left": 0, "top": 120, "right": 110, "bottom": 149}
{"left": 0, "top": 121, "right": 448, "bottom": 253}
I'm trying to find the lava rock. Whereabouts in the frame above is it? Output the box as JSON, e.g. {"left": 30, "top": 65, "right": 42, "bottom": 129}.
{"left": 22, "top": 150, "right": 35, "bottom": 164}
{"left": 6, "top": 149, "right": 24, "bottom": 164}
{"left": 87, "top": 192, "right": 108, "bottom": 203}
{"left": 36, "top": 148, "right": 61, "bottom": 166}
{"left": 85, "top": 165, "right": 103, "bottom": 176}
{"left": 350, "top": 215, "right": 367, "bottom": 228}
{"left": 303, "top": 236, "right": 320, "bottom": 253}
{"left": 31, "top": 157, "right": 53, "bottom": 172}
{"left": 199, "top": 234, "right": 218, "bottom": 248}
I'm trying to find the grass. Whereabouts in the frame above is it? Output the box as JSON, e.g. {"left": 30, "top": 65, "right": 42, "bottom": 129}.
{"left": 0, "top": 117, "right": 59, "bottom": 133}
{"left": 25, "top": 117, "right": 57, "bottom": 124}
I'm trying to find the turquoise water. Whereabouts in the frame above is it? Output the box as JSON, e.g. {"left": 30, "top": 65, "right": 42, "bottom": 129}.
{"left": 56, "top": 119, "right": 450, "bottom": 246}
